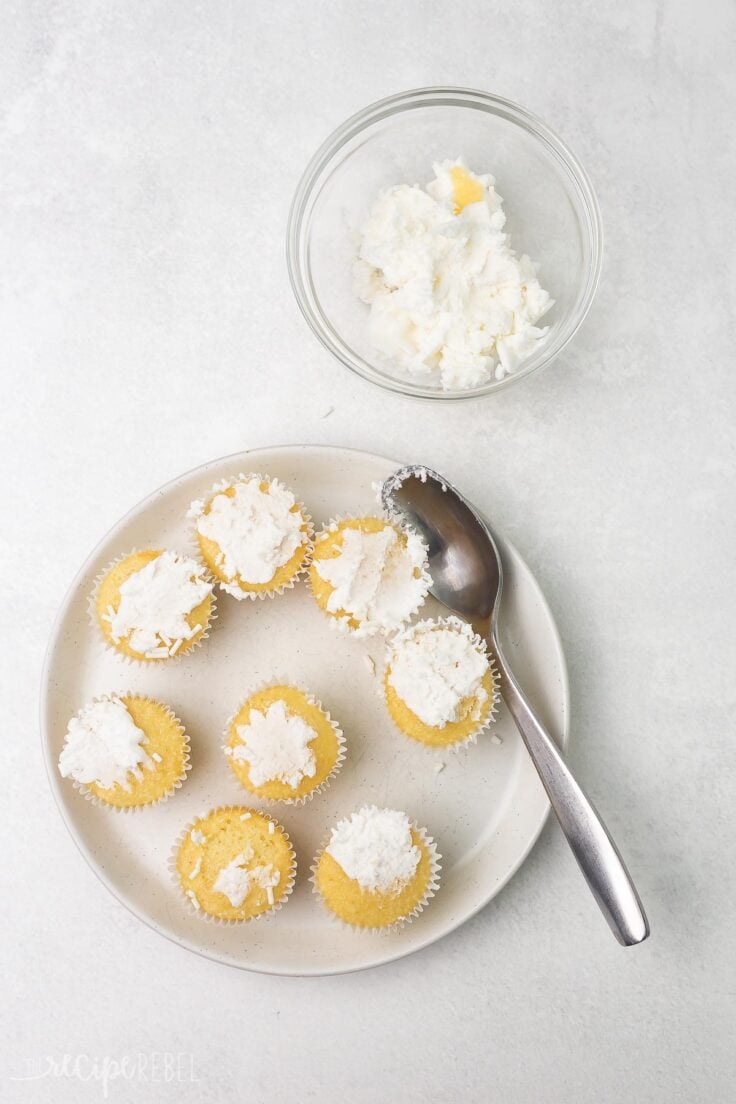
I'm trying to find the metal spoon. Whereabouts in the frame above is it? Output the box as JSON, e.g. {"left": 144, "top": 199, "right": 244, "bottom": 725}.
{"left": 382, "top": 465, "right": 649, "bottom": 946}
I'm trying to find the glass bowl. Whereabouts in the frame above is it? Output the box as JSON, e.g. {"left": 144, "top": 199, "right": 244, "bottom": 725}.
{"left": 287, "top": 87, "right": 602, "bottom": 401}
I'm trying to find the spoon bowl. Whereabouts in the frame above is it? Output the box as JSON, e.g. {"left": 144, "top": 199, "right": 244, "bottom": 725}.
{"left": 382, "top": 468, "right": 500, "bottom": 626}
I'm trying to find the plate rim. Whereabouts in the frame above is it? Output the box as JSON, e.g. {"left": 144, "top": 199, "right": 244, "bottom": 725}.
{"left": 39, "top": 443, "right": 570, "bottom": 977}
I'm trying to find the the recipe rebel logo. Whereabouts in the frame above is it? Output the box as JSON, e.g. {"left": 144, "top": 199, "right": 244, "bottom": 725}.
{"left": 10, "top": 1052, "right": 199, "bottom": 1098}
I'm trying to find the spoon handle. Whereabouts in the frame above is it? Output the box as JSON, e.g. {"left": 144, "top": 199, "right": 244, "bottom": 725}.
{"left": 493, "top": 642, "right": 649, "bottom": 946}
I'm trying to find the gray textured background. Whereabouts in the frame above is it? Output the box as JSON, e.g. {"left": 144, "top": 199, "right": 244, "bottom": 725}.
{"left": 2, "top": 1, "right": 734, "bottom": 1101}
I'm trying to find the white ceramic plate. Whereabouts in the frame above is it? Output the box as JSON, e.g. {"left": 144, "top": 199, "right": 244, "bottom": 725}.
{"left": 41, "top": 445, "right": 569, "bottom": 976}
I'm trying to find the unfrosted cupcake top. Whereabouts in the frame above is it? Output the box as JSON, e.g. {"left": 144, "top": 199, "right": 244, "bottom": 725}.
{"left": 326, "top": 805, "right": 420, "bottom": 893}
{"left": 58, "top": 696, "right": 150, "bottom": 790}
{"left": 312, "top": 519, "right": 429, "bottom": 636}
{"left": 386, "top": 617, "right": 490, "bottom": 728}
{"left": 104, "top": 550, "right": 212, "bottom": 659}
{"left": 189, "top": 475, "right": 306, "bottom": 591}
{"left": 231, "top": 699, "right": 317, "bottom": 789}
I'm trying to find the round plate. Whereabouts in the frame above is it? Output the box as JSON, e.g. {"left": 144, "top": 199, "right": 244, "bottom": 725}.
{"left": 41, "top": 445, "right": 569, "bottom": 976}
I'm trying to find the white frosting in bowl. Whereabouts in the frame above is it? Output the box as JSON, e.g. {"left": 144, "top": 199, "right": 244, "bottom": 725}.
{"left": 387, "top": 616, "right": 490, "bottom": 728}
{"left": 326, "top": 806, "right": 420, "bottom": 893}
{"left": 355, "top": 158, "right": 553, "bottom": 391}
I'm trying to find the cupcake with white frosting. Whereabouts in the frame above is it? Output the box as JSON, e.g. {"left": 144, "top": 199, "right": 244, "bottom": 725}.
{"left": 188, "top": 474, "right": 312, "bottom": 599}
{"left": 224, "top": 684, "right": 345, "bottom": 804}
{"left": 309, "top": 516, "right": 429, "bottom": 636}
{"left": 58, "top": 694, "right": 190, "bottom": 809}
{"left": 173, "top": 806, "right": 296, "bottom": 922}
{"left": 384, "top": 616, "right": 499, "bottom": 748}
{"left": 312, "top": 805, "right": 440, "bottom": 929}
{"left": 92, "top": 549, "right": 215, "bottom": 662}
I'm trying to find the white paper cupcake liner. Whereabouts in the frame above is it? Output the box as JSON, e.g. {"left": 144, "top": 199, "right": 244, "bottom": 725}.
{"left": 310, "top": 822, "right": 441, "bottom": 934}
{"left": 169, "top": 806, "right": 297, "bottom": 924}
{"left": 383, "top": 617, "right": 501, "bottom": 752}
{"left": 307, "top": 513, "right": 431, "bottom": 638}
{"left": 186, "top": 473, "right": 314, "bottom": 601}
{"left": 88, "top": 547, "right": 218, "bottom": 667}
{"left": 222, "top": 680, "right": 346, "bottom": 806}
{"left": 65, "top": 694, "right": 191, "bottom": 813}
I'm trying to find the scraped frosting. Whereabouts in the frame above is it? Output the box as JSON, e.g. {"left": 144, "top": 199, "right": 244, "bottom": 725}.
{"left": 58, "top": 696, "right": 151, "bottom": 790}
{"left": 212, "top": 848, "right": 281, "bottom": 908}
{"left": 105, "top": 551, "right": 212, "bottom": 658}
{"left": 189, "top": 475, "right": 305, "bottom": 593}
{"left": 326, "top": 806, "right": 420, "bottom": 893}
{"left": 387, "top": 616, "right": 490, "bottom": 727}
{"left": 314, "top": 521, "right": 429, "bottom": 636}
{"left": 232, "top": 699, "right": 317, "bottom": 788}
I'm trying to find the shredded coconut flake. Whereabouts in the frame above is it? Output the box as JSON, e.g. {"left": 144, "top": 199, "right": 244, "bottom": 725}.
{"left": 232, "top": 700, "right": 317, "bottom": 789}
{"left": 189, "top": 856, "right": 202, "bottom": 879}
{"left": 193, "top": 475, "right": 305, "bottom": 591}
{"left": 387, "top": 617, "right": 490, "bottom": 728}
{"left": 326, "top": 805, "right": 420, "bottom": 894}
{"left": 314, "top": 522, "right": 429, "bottom": 636}
{"left": 190, "top": 828, "right": 206, "bottom": 845}
{"left": 58, "top": 697, "right": 151, "bottom": 790}
{"left": 107, "top": 551, "right": 212, "bottom": 656}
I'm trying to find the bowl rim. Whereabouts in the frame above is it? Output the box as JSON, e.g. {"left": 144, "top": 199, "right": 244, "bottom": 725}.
{"left": 286, "top": 85, "right": 603, "bottom": 402}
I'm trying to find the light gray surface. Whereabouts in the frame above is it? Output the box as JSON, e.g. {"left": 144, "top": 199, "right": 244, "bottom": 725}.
{"left": 1, "top": 2, "right": 734, "bottom": 1102}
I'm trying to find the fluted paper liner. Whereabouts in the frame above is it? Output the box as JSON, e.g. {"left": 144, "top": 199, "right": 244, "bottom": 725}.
{"left": 310, "top": 822, "right": 441, "bottom": 934}
{"left": 222, "top": 680, "right": 346, "bottom": 806}
{"left": 186, "top": 473, "right": 314, "bottom": 601}
{"left": 170, "top": 806, "right": 296, "bottom": 924}
{"left": 63, "top": 694, "right": 191, "bottom": 813}
{"left": 88, "top": 547, "right": 217, "bottom": 667}
{"left": 307, "top": 513, "right": 431, "bottom": 637}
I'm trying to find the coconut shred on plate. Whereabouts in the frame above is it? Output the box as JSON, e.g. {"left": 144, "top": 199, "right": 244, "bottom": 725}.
{"left": 354, "top": 158, "right": 553, "bottom": 391}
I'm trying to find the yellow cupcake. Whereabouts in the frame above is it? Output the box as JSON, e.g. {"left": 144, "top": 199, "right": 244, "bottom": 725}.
{"left": 313, "top": 806, "right": 440, "bottom": 929}
{"left": 58, "top": 694, "right": 190, "bottom": 809}
{"left": 384, "top": 617, "right": 498, "bottom": 748}
{"left": 189, "top": 474, "right": 312, "bottom": 599}
{"left": 224, "top": 684, "right": 345, "bottom": 804}
{"left": 309, "top": 516, "right": 429, "bottom": 636}
{"left": 174, "top": 807, "right": 295, "bottom": 922}
{"left": 94, "top": 549, "right": 214, "bottom": 662}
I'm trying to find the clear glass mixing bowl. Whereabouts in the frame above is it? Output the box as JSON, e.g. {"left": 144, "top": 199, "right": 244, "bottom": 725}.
{"left": 287, "top": 87, "right": 602, "bottom": 401}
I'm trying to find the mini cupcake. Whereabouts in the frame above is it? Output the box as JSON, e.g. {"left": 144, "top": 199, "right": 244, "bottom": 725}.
{"left": 309, "top": 516, "right": 429, "bottom": 636}
{"left": 312, "top": 805, "right": 440, "bottom": 929}
{"left": 173, "top": 807, "right": 295, "bottom": 922}
{"left": 384, "top": 616, "right": 499, "bottom": 748}
{"left": 58, "top": 694, "right": 190, "bottom": 809}
{"left": 93, "top": 549, "right": 215, "bottom": 662}
{"left": 187, "top": 474, "right": 312, "bottom": 599}
{"left": 224, "top": 684, "right": 345, "bottom": 804}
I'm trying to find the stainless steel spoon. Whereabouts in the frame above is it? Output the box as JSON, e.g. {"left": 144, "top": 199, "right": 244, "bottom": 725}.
{"left": 382, "top": 465, "right": 649, "bottom": 946}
